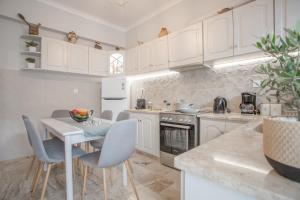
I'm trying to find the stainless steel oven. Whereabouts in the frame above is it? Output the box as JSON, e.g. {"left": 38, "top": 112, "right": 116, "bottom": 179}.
{"left": 160, "top": 112, "right": 199, "bottom": 168}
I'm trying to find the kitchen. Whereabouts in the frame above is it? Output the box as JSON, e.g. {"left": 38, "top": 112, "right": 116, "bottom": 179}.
{"left": 1, "top": 0, "right": 300, "bottom": 200}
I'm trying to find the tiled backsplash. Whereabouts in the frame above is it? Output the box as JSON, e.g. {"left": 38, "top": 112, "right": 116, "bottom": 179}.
{"left": 130, "top": 65, "right": 265, "bottom": 113}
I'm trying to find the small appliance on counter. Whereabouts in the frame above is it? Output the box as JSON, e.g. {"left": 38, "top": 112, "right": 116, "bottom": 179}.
{"left": 136, "top": 88, "right": 146, "bottom": 109}
{"left": 136, "top": 99, "right": 146, "bottom": 109}
{"left": 240, "top": 92, "right": 256, "bottom": 114}
{"left": 213, "top": 97, "right": 228, "bottom": 113}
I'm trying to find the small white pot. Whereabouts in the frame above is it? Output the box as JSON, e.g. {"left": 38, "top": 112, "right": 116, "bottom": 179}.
{"left": 260, "top": 104, "right": 271, "bottom": 116}
{"left": 27, "top": 63, "right": 35, "bottom": 68}
{"left": 28, "top": 46, "right": 37, "bottom": 52}
{"left": 270, "top": 104, "right": 282, "bottom": 116}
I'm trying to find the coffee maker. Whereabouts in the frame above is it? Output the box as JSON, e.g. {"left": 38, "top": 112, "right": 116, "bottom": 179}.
{"left": 240, "top": 93, "right": 256, "bottom": 114}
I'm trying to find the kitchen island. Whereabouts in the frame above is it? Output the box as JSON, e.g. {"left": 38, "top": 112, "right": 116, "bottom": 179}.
{"left": 175, "top": 119, "right": 300, "bottom": 200}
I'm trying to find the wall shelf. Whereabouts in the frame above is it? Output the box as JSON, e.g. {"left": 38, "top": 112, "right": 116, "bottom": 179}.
{"left": 21, "top": 34, "right": 42, "bottom": 41}
{"left": 21, "top": 51, "right": 41, "bottom": 56}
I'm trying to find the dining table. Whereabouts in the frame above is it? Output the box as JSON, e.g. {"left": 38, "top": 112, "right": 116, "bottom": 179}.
{"left": 41, "top": 117, "right": 128, "bottom": 200}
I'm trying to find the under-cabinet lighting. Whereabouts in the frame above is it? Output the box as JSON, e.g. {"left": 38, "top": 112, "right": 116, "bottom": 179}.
{"left": 127, "top": 70, "right": 179, "bottom": 81}
{"left": 214, "top": 156, "right": 269, "bottom": 174}
{"left": 213, "top": 56, "right": 275, "bottom": 69}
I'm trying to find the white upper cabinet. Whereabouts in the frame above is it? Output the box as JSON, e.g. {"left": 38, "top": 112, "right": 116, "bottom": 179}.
{"left": 41, "top": 37, "right": 68, "bottom": 71}
{"left": 168, "top": 22, "right": 203, "bottom": 68}
{"left": 152, "top": 36, "right": 169, "bottom": 70}
{"left": 233, "top": 0, "right": 274, "bottom": 55}
{"left": 203, "top": 11, "right": 234, "bottom": 61}
{"left": 67, "top": 44, "right": 89, "bottom": 74}
{"left": 88, "top": 48, "right": 109, "bottom": 76}
{"left": 125, "top": 46, "right": 139, "bottom": 75}
{"left": 139, "top": 36, "right": 169, "bottom": 72}
{"left": 139, "top": 42, "right": 152, "bottom": 72}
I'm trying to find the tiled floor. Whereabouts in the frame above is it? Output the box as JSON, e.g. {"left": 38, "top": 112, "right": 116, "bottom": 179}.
{"left": 0, "top": 152, "right": 180, "bottom": 200}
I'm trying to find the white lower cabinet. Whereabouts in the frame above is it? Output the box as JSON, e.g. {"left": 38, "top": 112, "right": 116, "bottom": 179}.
{"left": 129, "top": 112, "right": 160, "bottom": 157}
{"left": 200, "top": 118, "right": 247, "bottom": 144}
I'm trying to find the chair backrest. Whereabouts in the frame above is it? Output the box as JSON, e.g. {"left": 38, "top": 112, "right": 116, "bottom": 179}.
{"left": 116, "top": 111, "right": 130, "bottom": 121}
{"left": 98, "top": 119, "right": 137, "bottom": 168}
{"left": 51, "top": 109, "right": 70, "bottom": 118}
{"left": 100, "top": 110, "right": 113, "bottom": 121}
{"left": 22, "top": 115, "right": 49, "bottom": 162}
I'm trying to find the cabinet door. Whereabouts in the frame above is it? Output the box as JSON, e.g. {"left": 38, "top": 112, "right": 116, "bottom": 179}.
{"left": 140, "top": 114, "right": 160, "bottom": 156}
{"left": 129, "top": 113, "right": 143, "bottom": 150}
{"left": 125, "top": 47, "right": 139, "bottom": 74}
{"left": 234, "top": 0, "right": 274, "bottom": 55}
{"left": 139, "top": 42, "right": 152, "bottom": 72}
{"left": 152, "top": 37, "right": 169, "bottom": 70}
{"left": 225, "top": 120, "right": 247, "bottom": 133}
{"left": 168, "top": 23, "right": 203, "bottom": 67}
{"left": 68, "top": 44, "right": 89, "bottom": 74}
{"left": 41, "top": 38, "right": 67, "bottom": 71}
{"left": 200, "top": 119, "right": 225, "bottom": 144}
{"left": 203, "top": 11, "right": 234, "bottom": 61}
{"left": 89, "top": 48, "right": 109, "bottom": 76}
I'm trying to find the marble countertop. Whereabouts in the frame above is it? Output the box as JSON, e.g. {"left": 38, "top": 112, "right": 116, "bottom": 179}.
{"left": 197, "top": 112, "right": 261, "bottom": 122}
{"left": 175, "top": 120, "right": 300, "bottom": 200}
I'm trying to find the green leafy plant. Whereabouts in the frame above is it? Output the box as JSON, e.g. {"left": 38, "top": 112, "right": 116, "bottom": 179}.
{"left": 25, "top": 41, "right": 38, "bottom": 47}
{"left": 25, "top": 57, "right": 35, "bottom": 63}
{"left": 256, "top": 22, "right": 300, "bottom": 120}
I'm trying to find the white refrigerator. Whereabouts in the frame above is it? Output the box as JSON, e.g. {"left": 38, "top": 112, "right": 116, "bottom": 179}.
{"left": 101, "top": 76, "right": 129, "bottom": 121}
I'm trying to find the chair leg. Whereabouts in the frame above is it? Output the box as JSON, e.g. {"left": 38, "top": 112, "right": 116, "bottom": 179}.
{"left": 127, "top": 159, "right": 134, "bottom": 174}
{"left": 31, "top": 161, "right": 43, "bottom": 197}
{"left": 40, "top": 164, "right": 52, "bottom": 200}
{"left": 102, "top": 168, "right": 108, "bottom": 200}
{"left": 125, "top": 160, "right": 139, "bottom": 200}
{"left": 81, "top": 165, "right": 88, "bottom": 200}
{"left": 26, "top": 156, "right": 36, "bottom": 179}
{"left": 109, "top": 168, "right": 113, "bottom": 185}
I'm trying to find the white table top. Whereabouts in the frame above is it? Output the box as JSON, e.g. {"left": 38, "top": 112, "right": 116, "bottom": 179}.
{"left": 41, "top": 117, "right": 112, "bottom": 137}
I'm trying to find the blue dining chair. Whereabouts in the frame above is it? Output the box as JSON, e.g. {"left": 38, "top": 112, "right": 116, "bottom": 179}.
{"left": 22, "top": 115, "right": 86, "bottom": 200}
{"left": 80, "top": 119, "right": 139, "bottom": 200}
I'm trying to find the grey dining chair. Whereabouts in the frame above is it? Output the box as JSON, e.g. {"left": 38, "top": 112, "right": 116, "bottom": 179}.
{"left": 80, "top": 119, "right": 139, "bottom": 200}
{"left": 51, "top": 109, "right": 70, "bottom": 118}
{"left": 90, "top": 111, "right": 129, "bottom": 150}
{"left": 25, "top": 109, "right": 70, "bottom": 179}
{"left": 22, "top": 115, "right": 86, "bottom": 200}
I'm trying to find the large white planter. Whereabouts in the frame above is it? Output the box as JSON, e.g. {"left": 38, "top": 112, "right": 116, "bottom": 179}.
{"left": 263, "top": 117, "right": 300, "bottom": 182}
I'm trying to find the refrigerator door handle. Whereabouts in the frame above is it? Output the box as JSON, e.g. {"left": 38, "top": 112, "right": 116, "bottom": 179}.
{"left": 103, "top": 97, "right": 127, "bottom": 100}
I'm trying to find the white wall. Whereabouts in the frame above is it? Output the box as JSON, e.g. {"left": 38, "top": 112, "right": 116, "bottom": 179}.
{"left": 126, "top": 0, "right": 249, "bottom": 47}
{"left": 0, "top": 17, "right": 102, "bottom": 161}
{"left": 0, "top": 0, "right": 126, "bottom": 47}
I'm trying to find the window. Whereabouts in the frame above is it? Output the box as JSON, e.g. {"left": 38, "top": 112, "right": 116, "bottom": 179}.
{"left": 110, "top": 53, "right": 124, "bottom": 74}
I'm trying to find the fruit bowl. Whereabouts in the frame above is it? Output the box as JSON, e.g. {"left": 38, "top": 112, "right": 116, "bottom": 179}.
{"left": 69, "top": 108, "right": 93, "bottom": 122}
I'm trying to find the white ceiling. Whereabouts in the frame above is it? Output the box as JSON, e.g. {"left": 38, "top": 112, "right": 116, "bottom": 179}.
{"left": 38, "top": 0, "right": 184, "bottom": 31}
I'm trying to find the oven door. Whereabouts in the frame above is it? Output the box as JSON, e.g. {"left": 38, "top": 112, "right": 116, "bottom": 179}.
{"left": 160, "top": 122, "right": 194, "bottom": 155}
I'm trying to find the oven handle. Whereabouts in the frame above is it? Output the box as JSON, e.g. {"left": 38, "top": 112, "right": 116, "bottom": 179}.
{"left": 160, "top": 123, "right": 191, "bottom": 130}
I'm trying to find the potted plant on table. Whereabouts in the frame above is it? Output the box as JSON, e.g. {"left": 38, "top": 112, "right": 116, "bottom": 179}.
{"left": 256, "top": 23, "right": 300, "bottom": 182}
{"left": 25, "top": 57, "right": 36, "bottom": 68}
{"left": 25, "top": 41, "right": 38, "bottom": 52}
